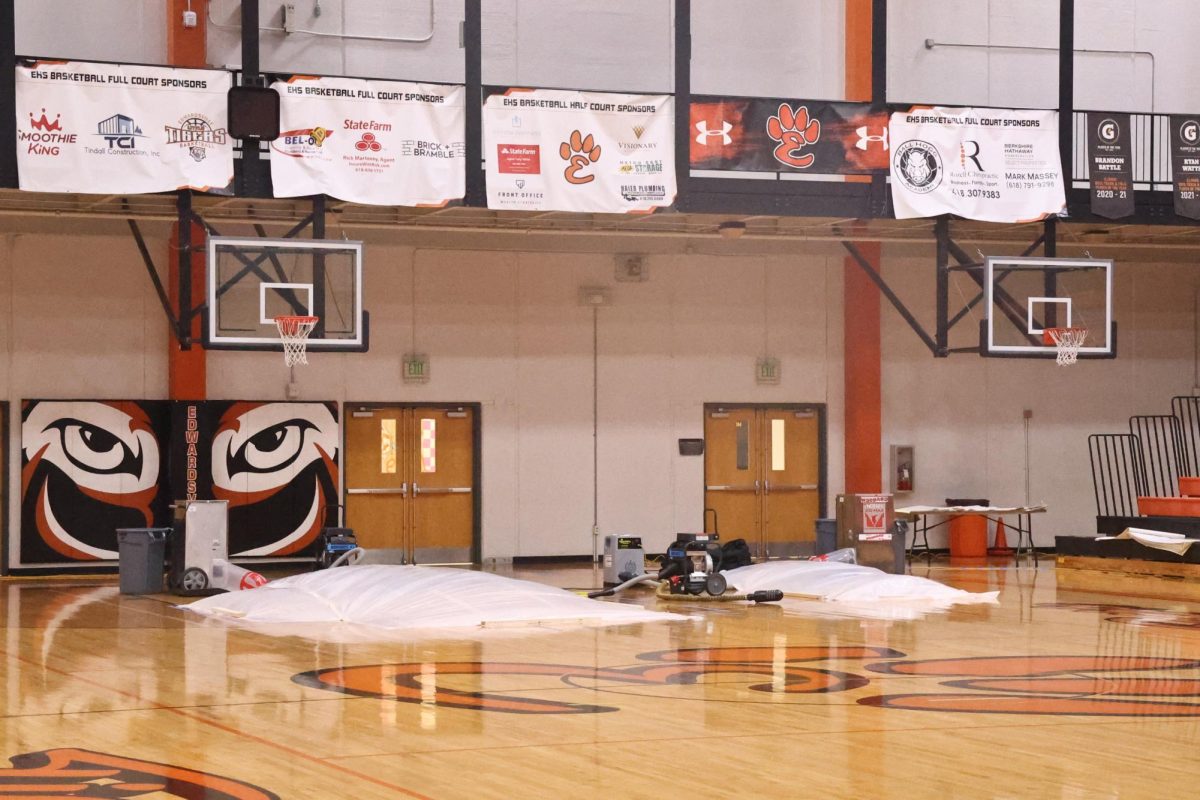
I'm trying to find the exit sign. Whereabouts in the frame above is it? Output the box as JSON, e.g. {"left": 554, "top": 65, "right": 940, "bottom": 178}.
{"left": 403, "top": 353, "right": 430, "bottom": 383}
{"left": 756, "top": 356, "right": 781, "bottom": 385}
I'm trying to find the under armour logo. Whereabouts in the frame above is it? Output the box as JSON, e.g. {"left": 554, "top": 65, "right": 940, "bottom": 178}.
{"left": 695, "top": 120, "right": 733, "bottom": 145}
{"left": 855, "top": 126, "right": 888, "bottom": 151}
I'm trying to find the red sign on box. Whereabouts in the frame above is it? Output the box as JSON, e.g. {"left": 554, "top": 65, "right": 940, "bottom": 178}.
{"left": 497, "top": 144, "right": 541, "bottom": 174}
{"left": 860, "top": 493, "right": 890, "bottom": 535}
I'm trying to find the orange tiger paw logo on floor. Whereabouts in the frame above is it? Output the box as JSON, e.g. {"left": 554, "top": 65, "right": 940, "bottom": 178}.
{"left": 0, "top": 748, "right": 278, "bottom": 799}
{"left": 559, "top": 129, "right": 601, "bottom": 184}
{"left": 766, "top": 103, "right": 821, "bottom": 168}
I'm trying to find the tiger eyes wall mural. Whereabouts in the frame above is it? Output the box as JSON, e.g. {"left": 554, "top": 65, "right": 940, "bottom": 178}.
{"left": 20, "top": 400, "right": 170, "bottom": 565}
{"left": 12, "top": 400, "right": 339, "bottom": 572}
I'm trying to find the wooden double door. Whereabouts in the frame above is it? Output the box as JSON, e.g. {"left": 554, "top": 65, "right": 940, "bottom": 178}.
{"left": 704, "top": 404, "right": 824, "bottom": 559}
{"left": 344, "top": 405, "right": 478, "bottom": 564}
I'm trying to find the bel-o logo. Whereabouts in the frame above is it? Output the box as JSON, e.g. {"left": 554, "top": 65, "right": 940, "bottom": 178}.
{"left": 1180, "top": 119, "right": 1200, "bottom": 146}
{"left": 1097, "top": 118, "right": 1120, "bottom": 144}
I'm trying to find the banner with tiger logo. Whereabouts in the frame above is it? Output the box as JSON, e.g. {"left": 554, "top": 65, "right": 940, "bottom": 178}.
{"left": 483, "top": 88, "right": 675, "bottom": 213}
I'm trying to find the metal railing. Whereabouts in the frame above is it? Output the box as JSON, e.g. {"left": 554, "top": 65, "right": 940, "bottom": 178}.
{"left": 1089, "top": 433, "right": 1147, "bottom": 517}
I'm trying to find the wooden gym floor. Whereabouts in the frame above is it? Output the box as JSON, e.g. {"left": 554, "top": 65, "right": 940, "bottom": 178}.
{"left": 2, "top": 559, "right": 1199, "bottom": 799}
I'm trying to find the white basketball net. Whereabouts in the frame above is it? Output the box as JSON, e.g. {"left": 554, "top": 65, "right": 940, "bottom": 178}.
{"left": 1048, "top": 327, "right": 1087, "bottom": 366}
{"left": 275, "top": 316, "right": 318, "bottom": 367}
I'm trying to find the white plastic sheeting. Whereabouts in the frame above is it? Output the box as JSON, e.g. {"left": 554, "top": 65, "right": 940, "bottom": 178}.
{"left": 182, "top": 565, "right": 681, "bottom": 631}
{"left": 725, "top": 561, "right": 998, "bottom": 605}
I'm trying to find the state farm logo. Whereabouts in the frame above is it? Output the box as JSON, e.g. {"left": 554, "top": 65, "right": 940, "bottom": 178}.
{"left": 20, "top": 108, "right": 76, "bottom": 156}
{"left": 164, "top": 113, "right": 228, "bottom": 162}
{"left": 695, "top": 120, "right": 733, "bottom": 145}
{"left": 497, "top": 143, "right": 541, "bottom": 174}
{"left": 355, "top": 132, "right": 382, "bottom": 152}
{"left": 270, "top": 126, "right": 332, "bottom": 158}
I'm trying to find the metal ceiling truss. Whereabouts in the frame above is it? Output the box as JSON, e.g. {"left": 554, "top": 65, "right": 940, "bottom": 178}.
{"left": 127, "top": 191, "right": 325, "bottom": 349}
{"left": 842, "top": 216, "right": 1059, "bottom": 358}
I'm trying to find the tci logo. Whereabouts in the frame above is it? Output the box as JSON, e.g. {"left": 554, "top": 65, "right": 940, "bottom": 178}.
{"left": 695, "top": 120, "right": 733, "bottom": 145}
{"left": 1097, "top": 118, "right": 1121, "bottom": 144}
{"left": 96, "top": 114, "right": 144, "bottom": 149}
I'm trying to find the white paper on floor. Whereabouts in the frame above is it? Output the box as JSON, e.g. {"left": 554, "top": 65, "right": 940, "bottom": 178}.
{"left": 724, "top": 560, "right": 998, "bottom": 606}
{"left": 181, "top": 565, "right": 683, "bottom": 633}
{"left": 1095, "top": 527, "right": 1200, "bottom": 556}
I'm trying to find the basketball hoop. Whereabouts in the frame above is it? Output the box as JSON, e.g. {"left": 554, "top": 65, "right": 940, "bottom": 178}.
{"left": 274, "top": 315, "right": 318, "bottom": 367}
{"left": 1044, "top": 326, "right": 1088, "bottom": 366}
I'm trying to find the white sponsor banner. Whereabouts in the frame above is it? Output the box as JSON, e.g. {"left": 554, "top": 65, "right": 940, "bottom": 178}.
{"left": 16, "top": 60, "right": 233, "bottom": 193}
{"left": 270, "top": 76, "right": 465, "bottom": 206}
{"left": 889, "top": 107, "right": 1065, "bottom": 223}
{"left": 484, "top": 89, "right": 675, "bottom": 213}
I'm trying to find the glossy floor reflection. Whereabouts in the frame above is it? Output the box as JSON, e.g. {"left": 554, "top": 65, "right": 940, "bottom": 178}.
{"left": 3, "top": 558, "right": 1200, "bottom": 799}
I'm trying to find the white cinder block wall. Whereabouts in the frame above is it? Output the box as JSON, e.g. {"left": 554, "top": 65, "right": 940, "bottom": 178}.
{"left": 9, "top": 0, "right": 1200, "bottom": 555}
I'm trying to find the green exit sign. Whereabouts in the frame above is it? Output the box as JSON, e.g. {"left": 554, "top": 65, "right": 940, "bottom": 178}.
{"left": 403, "top": 353, "right": 430, "bottom": 383}
{"left": 756, "top": 356, "right": 781, "bottom": 385}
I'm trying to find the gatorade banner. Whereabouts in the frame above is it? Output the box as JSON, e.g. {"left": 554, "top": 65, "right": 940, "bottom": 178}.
{"left": 888, "top": 107, "right": 1065, "bottom": 223}
{"left": 271, "top": 76, "right": 465, "bottom": 206}
{"left": 1170, "top": 115, "right": 1200, "bottom": 220}
{"left": 484, "top": 88, "right": 675, "bottom": 213}
{"left": 689, "top": 97, "right": 889, "bottom": 174}
{"left": 15, "top": 60, "right": 233, "bottom": 193}
{"left": 1087, "top": 112, "right": 1135, "bottom": 219}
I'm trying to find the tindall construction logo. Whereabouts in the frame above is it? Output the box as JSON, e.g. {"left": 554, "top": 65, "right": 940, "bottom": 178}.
{"left": 164, "top": 114, "right": 228, "bottom": 162}
{"left": 95, "top": 114, "right": 145, "bottom": 149}
{"left": 894, "top": 140, "right": 942, "bottom": 193}
{"left": 271, "top": 126, "right": 333, "bottom": 158}
{"left": 20, "top": 108, "right": 75, "bottom": 156}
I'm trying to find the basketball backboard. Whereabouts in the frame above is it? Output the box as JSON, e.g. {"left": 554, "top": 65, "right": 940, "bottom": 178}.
{"left": 982, "top": 256, "right": 1115, "bottom": 359}
{"left": 205, "top": 237, "right": 366, "bottom": 351}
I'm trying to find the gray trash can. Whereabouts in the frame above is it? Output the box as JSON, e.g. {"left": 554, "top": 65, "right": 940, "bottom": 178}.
{"left": 116, "top": 528, "right": 170, "bottom": 595}
{"left": 814, "top": 518, "right": 838, "bottom": 555}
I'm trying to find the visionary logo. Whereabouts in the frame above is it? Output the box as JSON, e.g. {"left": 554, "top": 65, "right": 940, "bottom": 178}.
{"left": 631, "top": 125, "right": 646, "bottom": 140}
{"left": 1180, "top": 119, "right": 1200, "bottom": 147}
{"left": 893, "top": 140, "right": 942, "bottom": 193}
{"left": 1097, "top": 118, "right": 1121, "bottom": 145}
{"left": 695, "top": 120, "right": 733, "bottom": 145}
{"left": 855, "top": 125, "right": 889, "bottom": 151}
{"left": 96, "top": 114, "right": 145, "bottom": 149}
{"left": 354, "top": 132, "right": 382, "bottom": 152}
{"left": 29, "top": 108, "right": 62, "bottom": 131}
{"left": 164, "top": 114, "right": 228, "bottom": 162}
{"left": 766, "top": 103, "right": 821, "bottom": 169}
{"left": 271, "top": 126, "right": 332, "bottom": 158}
{"left": 560, "top": 129, "right": 601, "bottom": 185}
